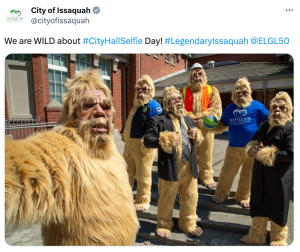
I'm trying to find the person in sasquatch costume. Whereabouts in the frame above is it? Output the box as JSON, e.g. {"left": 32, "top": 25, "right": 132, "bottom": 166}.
{"left": 144, "top": 86, "right": 204, "bottom": 238}
{"left": 210, "top": 78, "right": 269, "bottom": 208}
{"left": 240, "top": 91, "right": 293, "bottom": 246}
{"left": 121, "top": 75, "right": 162, "bottom": 211}
{"left": 5, "top": 69, "right": 139, "bottom": 246}
{"left": 181, "top": 63, "right": 222, "bottom": 188}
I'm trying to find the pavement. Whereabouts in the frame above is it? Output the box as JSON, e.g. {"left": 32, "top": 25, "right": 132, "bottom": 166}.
{"left": 4, "top": 130, "right": 294, "bottom": 246}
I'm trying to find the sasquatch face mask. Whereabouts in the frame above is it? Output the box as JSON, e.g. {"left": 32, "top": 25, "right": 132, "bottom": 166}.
{"left": 134, "top": 92, "right": 151, "bottom": 107}
{"left": 268, "top": 101, "right": 289, "bottom": 127}
{"left": 189, "top": 69, "right": 207, "bottom": 91}
{"left": 77, "top": 117, "right": 114, "bottom": 148}
{"left": 168, "top": 102, "right": 185, "bottom": 117}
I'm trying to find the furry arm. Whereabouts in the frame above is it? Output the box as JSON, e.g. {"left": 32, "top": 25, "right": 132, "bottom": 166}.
{"left": 158, "top": 131, "right": 176, "bottom": 154}
{"left": 202, "top": 87, "right": 222, "bottom": 120}
{"left": 256, "top": 146, "right": 278, "bottom": 167}
{"left": 208, "top": 120, "right": 228, "bottom": 134}
{"left": 258, "top": 125, "right": 293, "bottom": 166}
{"left": 5, "top": 135, "right": 70, "bottom": 229}
{"left": 193, "top": 127, "right": 204, "bottom": 147}
{"left": 245, "top": 140, "right": 259, "bottom": 156}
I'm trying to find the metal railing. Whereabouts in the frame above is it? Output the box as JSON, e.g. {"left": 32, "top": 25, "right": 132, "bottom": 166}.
{"left": 5, "top": 117, "right": 57, "bottom": 140}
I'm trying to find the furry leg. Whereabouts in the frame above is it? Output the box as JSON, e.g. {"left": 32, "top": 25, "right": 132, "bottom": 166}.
{"left": 134, "top": 149, "right": 156, "bottom": 210}
{"left": 123, "top": 146, "right": 136, "bottom": 188}
{"left": 270, "top": 221, "right": 288, "bottom": 246}
{"left": 178, "top": 171, "right": 199, "bottom": 234}
{"left": 241, "top": 217, "right": 268, "bottom": 245}
{"left": 213, "top": 146, "right": 242, "bottom": 202}
{"left": 197, "top": 129, "right": 215, "bottom": 186}
{"left": 235, "top": 151, "right": 254, "bottom": 205}
{"left": 157, "top": 178, "right": 178, "bottom": 232}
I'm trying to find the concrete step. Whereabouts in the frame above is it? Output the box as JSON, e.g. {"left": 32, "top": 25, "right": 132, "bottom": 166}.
{"left": 137, "top": 217, "right": 253, "bottom": 246}
{"left": 133, "top": 186, "right": 250, "bottom": 215}
{"left": 137, "top": 202, "right": 251, "bottom": 235}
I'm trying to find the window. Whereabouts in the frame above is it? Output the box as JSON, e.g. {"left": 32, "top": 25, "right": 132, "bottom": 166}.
{"left": 171, "top": 55, "right": 176, "bottom": 66}
{"left": 165, "top": 54, "right": 170, "bottom": 63}
{"left": 48, "top": 69, "right": 67, "bottom": 104}
{"left": 48, "top": 54, "right": 68, "bottom": 104}
{"left": 99, "top": 57, "right": 111, "bottom": 89}
{"left": 48, "top": 54, "right": 67, "bottom": 67}
{"left": 6, "top": 54, "right": 32, "bottom": 61}
{"left": 75, "top": 54, "right": 91, "bottom": 72}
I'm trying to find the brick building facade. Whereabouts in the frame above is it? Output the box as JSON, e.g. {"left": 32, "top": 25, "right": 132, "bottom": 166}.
{"left": 5, "top": 53, "right": 293, "bottom": 134}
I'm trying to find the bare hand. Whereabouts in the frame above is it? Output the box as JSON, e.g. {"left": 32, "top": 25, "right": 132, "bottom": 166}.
{"left": 248, "top": 147, "right": 261, "bottom": 158}
{"left": 188, "top": 127, "right": 197, "bottom": 140}
{"left": 192, "top": 117, "right": 200, "bottom": 127}
{"left": 173, "top": 132, "right": 179, "bottom": 145}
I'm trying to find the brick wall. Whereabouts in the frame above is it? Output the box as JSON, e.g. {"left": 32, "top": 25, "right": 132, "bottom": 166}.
{"left": 68, "top": 55, "right": 76, "bottom": 78}
{"left": 126, "top": 55, "right": 139, "bottom": 118}
{"left": 266, "top": 90, "right": 277, "bottom": 110}
{"left": 256, "top": 91, "right": 264, "bottom": 104}
{"left": 45, "top": 107, "right": 62, "bottom": 123}
{"left": 32, "top": 54, "right": 50, "bottom": 119}
{"left": 141, "top": 54, "right": 187, "bottom": 81}
{"left": 190, "top": 54, "right": 290, "bottom": 66}
{"left": 5, "top": 84, "right": 9, "bottom": 119}
{"left": 111, "top": 61, "right": 124, "bottom": 131}
{"left": 219, "top": 93, "right": 232, "bottom": 110}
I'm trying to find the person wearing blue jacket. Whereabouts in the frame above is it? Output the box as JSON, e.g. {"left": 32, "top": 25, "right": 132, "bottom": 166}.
{"left": 121, "top": 75, "right": 162, "bottom": 212}
{"left": 210, "top": 78, "right": 269, "bottom": 208}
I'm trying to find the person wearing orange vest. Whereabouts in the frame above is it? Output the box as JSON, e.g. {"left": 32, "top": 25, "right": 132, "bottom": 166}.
{"left": 181, "top": 63, "right": 222, "bottom": 188}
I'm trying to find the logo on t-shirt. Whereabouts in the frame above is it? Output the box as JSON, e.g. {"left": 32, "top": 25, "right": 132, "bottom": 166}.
{"left": 233, "top": 108, "right": 247, "bottom": 116}
{"left": 230, "top": 108, "right": 251, "bottom": 125}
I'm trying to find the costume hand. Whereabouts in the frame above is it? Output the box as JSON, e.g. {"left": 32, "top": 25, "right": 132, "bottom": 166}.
{"left": 173, "top": 132, "right": 179, "bottom": 145}
{"left": 248, "top": 147, "right": 261, "bottom": 158}
{"left": 192, "top": 117, "right": 200, "bottom": 127}
{"left": 188, "top": 127, "right": 197, "bottom": 140}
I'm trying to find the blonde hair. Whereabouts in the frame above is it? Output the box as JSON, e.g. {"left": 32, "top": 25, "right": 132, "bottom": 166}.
{"left": 270, "top": 91, "right": 293, "bottom": 121}
{"left": 231, "top": 77, "right": 252, "bottom": 106}
{"left": 162, "top": 86, "right": 181, "bottom": 109}
{"left": 58, "top": 68, "right": 115, "bottom": 126}
{"left": 135, "top": 75, "right": 155, "bottom": 99}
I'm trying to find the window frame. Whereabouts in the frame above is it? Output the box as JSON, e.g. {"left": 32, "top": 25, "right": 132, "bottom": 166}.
{"left": 48, "top": 54, "right": 68, "bottom": 104}
{"left": 165, "top": 54, "right": 170, "bottom": 64}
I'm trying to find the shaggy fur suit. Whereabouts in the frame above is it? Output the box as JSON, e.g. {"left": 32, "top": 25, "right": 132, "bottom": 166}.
{"left": 144, "top": 86, "right": 203, "bottom": 237}
{"left": 5, "top": 70, "right": 139, "bottom": 246}
{"left": 210, "top": 78, "right": 269, "bottom": 206}
{"left": 182, "top": 66, "right": 222, "bottom": 187}
{"left": 122, "top": 75, "right": 161, "bottom": 210}
{"left": 242, "top": 92, "right": 293, "bottom": 246}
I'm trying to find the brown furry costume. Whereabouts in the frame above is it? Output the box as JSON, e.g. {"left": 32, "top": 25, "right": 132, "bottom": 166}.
{"left": 122, "top": 75, "right": 158, "bottom": 210}
{"left": 183, "top": 65, "right": 222, "bottom": 186}
{"left": 210, "top": 78, "right": 269, "bottom": 206}
{"left": 5, "top": 69, "right": 139, "bottom": 246}
{"left": 144, "top": 86, "right": 203, "bottom": 237}
{"left": 241, "top": 91, "right": 293, "bottom": 246}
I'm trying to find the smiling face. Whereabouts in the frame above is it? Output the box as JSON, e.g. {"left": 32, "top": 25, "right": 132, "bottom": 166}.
{"left": 76, "top": 89, "right": 112, "bottom": 136}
